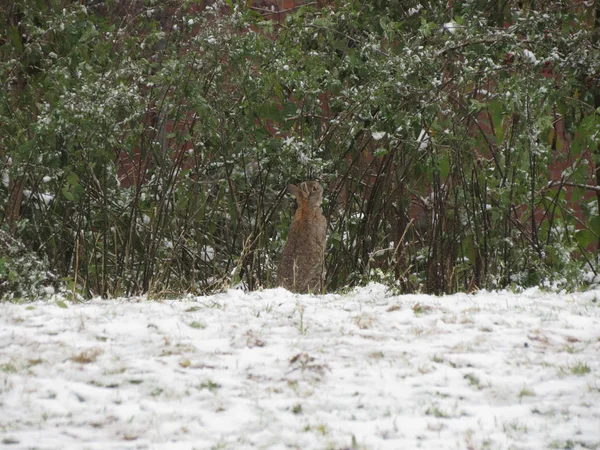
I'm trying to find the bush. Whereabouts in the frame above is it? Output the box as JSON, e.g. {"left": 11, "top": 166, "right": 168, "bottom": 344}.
{"left": 1, "top": 1, "right": 599, "bottom": 297}
{"left": 0, "top": 229, "right": 57, "bottom": 302}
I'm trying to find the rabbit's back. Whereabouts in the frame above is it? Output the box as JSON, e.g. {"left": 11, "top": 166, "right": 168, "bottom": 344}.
{"left": 278, "top": 214, "right": 326, "bottom": 293}
{"left": 277, "top": 181, "right": 327, "bottom": 294}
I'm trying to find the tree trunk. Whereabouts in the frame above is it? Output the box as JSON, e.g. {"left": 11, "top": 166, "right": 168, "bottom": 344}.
{"left": 6, "top": 176, "right": 25, "bottom": 234}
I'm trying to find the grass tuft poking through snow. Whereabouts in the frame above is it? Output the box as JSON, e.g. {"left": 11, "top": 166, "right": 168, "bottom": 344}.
{"left": 0, "top": 284, "right": 599, "bottom": 449}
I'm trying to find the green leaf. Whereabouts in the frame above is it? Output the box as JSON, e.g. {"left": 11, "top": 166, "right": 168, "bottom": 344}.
{"left": 571, "top": 187, "right": 585, "bottom": 203}
{"left": 469, "top": 98, "right": 486, "bottom": 113}
{"left": 257, "top": 104, "right": 281, "bottom": 121}
{"left": 536, "top": 115, "right": 553, "bottom": 135}
{"left": 590, "top": 216, "right": 600, "bottom": 237}
{"left": 282, "top": 102, "right": 298, "bottom": 119}
{"left": 577, "top": 115, "right": 600, "bottom": 146}
{"left": 575, "top": 229, "right": 595, "bottom": 248}
{"left": 460, "top": 235, "right": 475, "bottom": 262}
{"left": 438, "top": 152, "right": 450, "bottom": 180}
{"left": 62, "top": 172, "right": 83, "bottom": 203}
{"left": 374, "top": 148, "right": 388, "bottom": 158}
{"left": 56, "top": 300, "right": 68, "bottom": 309}
{"left": 570, "top": 134, "right": 583, "bottom": 157}
{"left": 66, "top": 171, "right": 80, "bottom": 186}
{"left": 273, "top": 81, "right": 283, "bottom": 101}
{"left": 8, "top": 26, "right": 23, "bottom": 55}
{"left": 61, "top": 188, "right": 75, "bottom": 202}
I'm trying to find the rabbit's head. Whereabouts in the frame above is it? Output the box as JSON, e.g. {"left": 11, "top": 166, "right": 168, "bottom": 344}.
{"left": 288, "top": 181, "right": 323, "bottom": 210}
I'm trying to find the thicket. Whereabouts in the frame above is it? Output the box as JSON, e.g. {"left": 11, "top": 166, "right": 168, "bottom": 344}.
{"left": 2, "top": 0, "right": 600, "bottom": 300}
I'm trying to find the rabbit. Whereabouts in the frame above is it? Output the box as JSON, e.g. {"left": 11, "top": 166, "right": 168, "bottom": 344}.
{"left": 277, "top": 181, "right": 327, "bottom": 294}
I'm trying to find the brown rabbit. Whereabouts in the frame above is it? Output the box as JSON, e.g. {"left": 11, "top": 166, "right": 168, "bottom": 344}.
{"left": 277, "top": 181, "right": 327, "bottom": 294}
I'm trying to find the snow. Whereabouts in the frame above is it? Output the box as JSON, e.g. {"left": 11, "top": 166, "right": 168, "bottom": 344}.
{"left": 371, "top": 131, "right": 387, "bottom": 141}
{"left": 408, "top": 6, "right": 423, "bottom": 16}
{"left": 417, "top": 128, "right": 431, "bottom": 151}
{"left": 522, "top": 49, "right": 537, "bottom": 64}
{"left": 1, "top": 285, "right": 599, "bottom": 449}
{"left": 443, "top": 22, "right": 459, "bottom": 34}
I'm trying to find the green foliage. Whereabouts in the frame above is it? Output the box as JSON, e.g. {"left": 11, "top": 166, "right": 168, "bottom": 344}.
{"left": 1, "top": 0, "right": 600, "bottom": 298}
{"left": 0, "top": 230, "right": 57, "bottom": 301}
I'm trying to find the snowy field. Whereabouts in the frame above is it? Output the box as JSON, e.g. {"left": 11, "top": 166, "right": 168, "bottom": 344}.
{"left": 1, "top": 285, "right": 599, "bottom": 450}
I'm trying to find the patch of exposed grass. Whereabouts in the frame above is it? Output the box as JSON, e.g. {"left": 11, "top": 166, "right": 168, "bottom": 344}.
{"left": 89, "top": 379, "right": 119, "bottom": 389}
{"left": 150, "top": 387, "right": 163, "bottom": 397}
{"left": 412, "top": 303, "right": 431, "bottom": 315}
{"left": 244, "top": 330, "right": 265, "bottom": 348}
{"left": 464, "top": 373, "right": 482, "bottom": 390}
{"left": 518, "top": 387, "right": 535, "bottom": 401}
{"left": 441, "top": 315, "right": 457, "bottom": 324}
{"left": 531, "top": 407, "right": 556, "bottom": 417}
{"left": 1, "top": 363, "right": 18, "bottom": 373}
{"left": 432, "top": 354, "right": 445, "bottom": 364}
{"left": 450, "top": 342, "right": 474, "bottom": 353}
{"left": 503, "top": 419, "right": 528, "bottom": 434}
{"left": 198, "top": 380, "right": 221, "bottom": 392}
{"left": 292, "top": 403, "right": 303, "bottom": 415}
{"left": 353, "top": 313, "right": 375, "bottom": 329}
{"left": 210, "top": 441, "right": 229, "bottom": 450}
{"left": 188, "top": 321, "right": 206, "bottom": 329}
{"left": 434, "top": 391, "right": 451, "bottom": 399}
{"left": 296, "top": 304, "right": 308, "bottom": 335}
{"left": 562, "top": 344, "right": 580, "bottom": 354}
{"left": 549, "top": 439, "right": 575, "bottom": 449}
{"left": 571, "top": 362, "right": 591, "bottom": 376}
{"left": 71, "top": 348, "right": 103, "bottom": 364}
{"left": 315, "top": 423, "right": 328, "bottom": 435}
{"left": 425, "top": 403, "right": 450, "bottom": 418}
{"left": 368, "top": 351, "right": 384, "bottom": 360}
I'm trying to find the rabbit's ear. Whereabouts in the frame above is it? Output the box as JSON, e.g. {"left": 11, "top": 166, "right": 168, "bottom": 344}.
{"left": 288, "top": 184, "right": 303, "bottom": 198}
{"left": 300, "top": 182, "right": 310, "bottom": 196}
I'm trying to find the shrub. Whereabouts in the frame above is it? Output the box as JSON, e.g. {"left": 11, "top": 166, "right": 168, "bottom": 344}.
{"left": 0, "top": 229, "right": 57, "bottom": 302}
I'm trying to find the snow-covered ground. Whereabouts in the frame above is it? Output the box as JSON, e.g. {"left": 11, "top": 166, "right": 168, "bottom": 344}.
{"left": 1, "top": 285, "right": 599, "bottom": 450}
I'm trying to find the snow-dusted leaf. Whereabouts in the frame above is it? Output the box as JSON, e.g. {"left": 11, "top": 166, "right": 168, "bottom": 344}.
{"left": 372, "top": 131, "right": 387, "bottom": 141}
